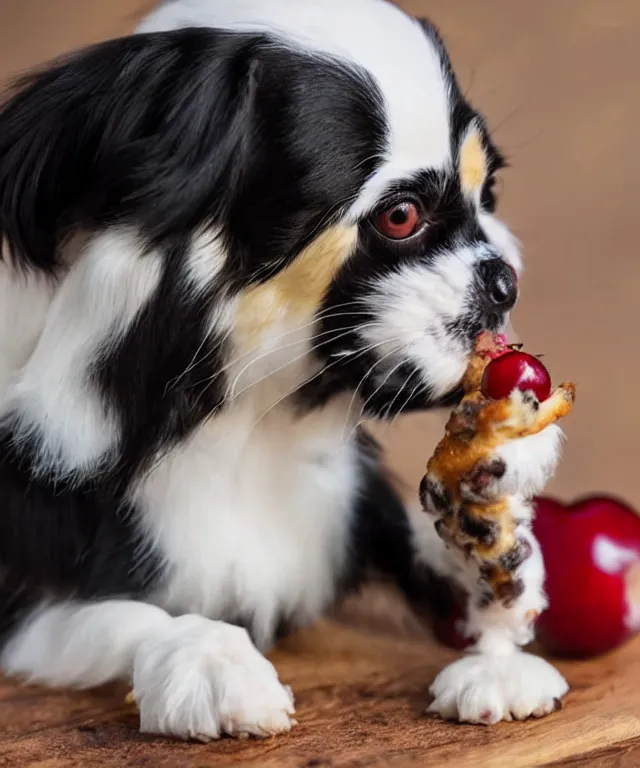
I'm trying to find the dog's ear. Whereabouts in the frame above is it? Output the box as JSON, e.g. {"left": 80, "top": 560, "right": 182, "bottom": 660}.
{"left": 0, "top": 29, "right": 260, "bottom": 273}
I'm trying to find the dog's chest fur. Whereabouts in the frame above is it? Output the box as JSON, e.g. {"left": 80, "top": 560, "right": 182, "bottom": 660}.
{"left": 134, "top": 391, "right": 360, "bottom": 648}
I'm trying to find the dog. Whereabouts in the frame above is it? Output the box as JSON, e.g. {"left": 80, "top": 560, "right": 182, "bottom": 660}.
{"left": 0, "top": 0, "right": 567, "bottom": 740}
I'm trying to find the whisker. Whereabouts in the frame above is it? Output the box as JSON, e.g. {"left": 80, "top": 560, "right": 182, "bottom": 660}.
{"left": 225, "top": 323, "right": 360, "bottom": 400}
{"left": 381, "top": 367, "right": 422, "bottom": 423}
{"left": 342, "top": 355, "right": 413, "bottom": 445}
{"left": 226, "top": 322, "right": 385, "bottom": 403}
{"left": 217, "top": 309, "right": 372, "bottom": 374}
{"left": 339, "top": 344, "right": 404, "bottom": 442}
{"left": 391, "top": 375, "right": 427, "bottom": 430}
{"left": 251, "top": 252, "right": 290, "bottom": 284}
{"left": 235, "top": 336, "right": 403, "bottom": 439}
{"left": 358, "top": 356, "right": 408, "bottom": 420}
{"left": 183, "top": 310, "right": 373, "bottom": 394}
{"left": 165, "top": 334, "right": 212, "bottom": 395}
{"left": 165, "top": 323, "right": 234, "bottom": 395}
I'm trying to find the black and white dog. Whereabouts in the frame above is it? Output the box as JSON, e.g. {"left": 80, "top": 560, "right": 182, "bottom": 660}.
{"left": 0, "top": 0, "right": 567, "bottom": 740}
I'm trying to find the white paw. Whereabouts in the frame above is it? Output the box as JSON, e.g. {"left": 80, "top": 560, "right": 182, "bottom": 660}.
{"left": 132, "top": 615, "right": 295, "bottom": 741}
{"left": 427, "top": 651, "right": 568, "bottom": 725}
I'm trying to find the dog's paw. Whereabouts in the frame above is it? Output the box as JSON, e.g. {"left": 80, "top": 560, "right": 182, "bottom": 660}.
{"left": 132, "top": 615, "right": 295, "bottom": 741}
{"left": 427, "top": 651, "right": 568, "bottom": 724}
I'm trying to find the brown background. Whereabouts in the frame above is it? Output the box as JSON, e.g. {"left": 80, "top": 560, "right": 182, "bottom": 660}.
{"left": 1, "top": 0, "right": 639, "bottom": 509}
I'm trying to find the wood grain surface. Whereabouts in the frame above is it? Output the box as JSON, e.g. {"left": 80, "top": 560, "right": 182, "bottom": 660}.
{"left": 3, "top": 601, "right": 640, "bottom": 768}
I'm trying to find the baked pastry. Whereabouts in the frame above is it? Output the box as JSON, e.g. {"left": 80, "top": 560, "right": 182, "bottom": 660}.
{"left": 421, "top": 333, "right": 576, "bottom": 604}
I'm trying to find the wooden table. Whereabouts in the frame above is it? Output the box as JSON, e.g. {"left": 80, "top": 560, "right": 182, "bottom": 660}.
{"left": 3, "top": 589, "right": 640, "bottom": 768}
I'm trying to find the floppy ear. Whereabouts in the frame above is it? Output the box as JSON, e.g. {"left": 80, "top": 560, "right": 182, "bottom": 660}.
{"left": 0, "top": 28, "right": 259, "bottom": 273}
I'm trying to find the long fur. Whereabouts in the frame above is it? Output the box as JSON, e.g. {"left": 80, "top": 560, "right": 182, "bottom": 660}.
{"left": 0, "top": 0, "right": 564, "bottom": 739}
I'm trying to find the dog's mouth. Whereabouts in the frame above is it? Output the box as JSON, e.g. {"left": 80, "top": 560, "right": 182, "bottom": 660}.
{"left": 433, "top": 329, "right": 511, "bottom": 409}
{"left": 305, "top": 309, "right": 514, "bottom": 418}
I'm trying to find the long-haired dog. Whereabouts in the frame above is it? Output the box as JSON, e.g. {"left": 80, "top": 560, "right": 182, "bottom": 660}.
{"left": 0, "top": 0, "right": 567, "bottom": 740}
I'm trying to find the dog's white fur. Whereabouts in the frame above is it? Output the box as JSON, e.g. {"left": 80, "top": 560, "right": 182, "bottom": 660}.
{"left": 6, "top": 230, "right": 162, "bottom": 480}
{"left": 134, "top": 392, "right": 360, "bottom": 651}
{"left": 2, "top": 605, "right": 296, "bottom": 740}
{"left": 428, "top": 651, "right": 567, "bottom": 724}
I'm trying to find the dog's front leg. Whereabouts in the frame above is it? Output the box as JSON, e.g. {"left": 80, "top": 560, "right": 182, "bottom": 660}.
{"left": 1, "top": 600, "right": 295, "bottom": 740}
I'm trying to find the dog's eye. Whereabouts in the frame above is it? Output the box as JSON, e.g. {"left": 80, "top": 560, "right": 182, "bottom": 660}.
{"left": 374, "top": 202, "right": 423, "bottom": 240}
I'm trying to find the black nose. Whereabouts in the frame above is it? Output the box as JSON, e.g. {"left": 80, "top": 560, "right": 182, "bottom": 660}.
{"left": 477, "top": 258, "right": 518, "bottom": 312}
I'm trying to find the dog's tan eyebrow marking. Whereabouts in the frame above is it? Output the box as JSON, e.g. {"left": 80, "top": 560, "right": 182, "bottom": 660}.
{"left": 234, "top": 224, "right": 358, "bottom": 347}
{"left": 459, "top": 124, "right": 488, "bottom": 195}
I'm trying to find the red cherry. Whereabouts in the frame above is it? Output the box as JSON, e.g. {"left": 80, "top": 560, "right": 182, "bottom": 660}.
{"left": 481, "top": 351, "right": 552, "bottom": 402}
{"left": 533, "top": 495, "right": 640, "bottom": 657}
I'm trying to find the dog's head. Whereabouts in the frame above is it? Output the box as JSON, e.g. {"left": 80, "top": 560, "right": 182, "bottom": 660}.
{"left": 1, "top": 0, "right": 521, "bottom": 435}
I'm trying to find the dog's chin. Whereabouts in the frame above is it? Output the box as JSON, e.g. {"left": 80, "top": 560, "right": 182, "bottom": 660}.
{"left": 351, "top": 340, "right": 477, "bottom": 420}
{"left": 391, "top": 331, "right": 494, "bottom": 415}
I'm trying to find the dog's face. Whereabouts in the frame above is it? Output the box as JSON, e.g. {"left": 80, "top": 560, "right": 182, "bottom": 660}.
{"left": 136, "top": 1, "right": 521, "bottom": 417}
{"left": 1, "top": 0, "right": 521, "bottom": 441}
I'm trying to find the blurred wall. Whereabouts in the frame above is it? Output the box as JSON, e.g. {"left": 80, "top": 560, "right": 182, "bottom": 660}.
{"left": 1, "top": 0, "right": 638, "bottom": 507}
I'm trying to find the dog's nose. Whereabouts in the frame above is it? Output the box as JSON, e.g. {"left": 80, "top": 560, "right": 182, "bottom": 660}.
{"left": 477, "top": 258, "right": 518, "bottom": 312}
